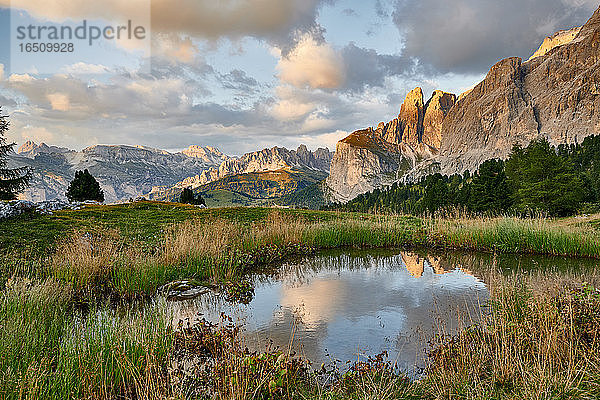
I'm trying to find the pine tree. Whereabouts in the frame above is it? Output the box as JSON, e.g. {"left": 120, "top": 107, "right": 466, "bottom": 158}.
{"left": 0, "top": 108, "right": 31, "bottom": 200}
{"left": 505, "top": 139, "right": 584, "bottom": 216}
{"left": 469, "top": 159, "right": 513, "bottom": 213}
{"left": 180, "top": 188, "right": 195, "bottom": 204}
{"left": 66, "top": 169, "right": 105, "bottom": 203}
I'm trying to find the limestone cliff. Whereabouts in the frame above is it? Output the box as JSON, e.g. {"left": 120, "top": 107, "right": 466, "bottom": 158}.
{"left": 438, "top": 5, "right": 600, "bottom": 175}
{"left": 527, "top": 26, "right": 581, "bottom": 61}
{"left": 327, "top": 5, "right": 600, "bottom": 202}
{"left": 423, "top": 91, "right": 457, "bottom": 149}
{"left": 326, "top": 89, "right": 454, "bottom": 202}
{"left": 151, "top": 145, "right": 333, "bottom": 199}
{"left": 10, "top": 142, "right": 231, "bottom": 202}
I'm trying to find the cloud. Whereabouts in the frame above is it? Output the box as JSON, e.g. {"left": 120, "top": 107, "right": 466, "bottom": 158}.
{"left": 342, "top": 8, "right": 358, "bottom": 17}
{"left": 4, "top": 71, "right": 197, "bottom": 119}
{"left": 340, "top": 43, "right": 423, "bottom": 91}
{"left": 0, "top": 64, "right": 4, "bottom": 81}
{"left": 220, "top": 69, "right": 260, "bottom": 93}
{"left": 60, "top": 63, "right": 111, "bottom": 75}
{"left": 298, "top": 130, "right": 347, "bottom": 150}
{"left": 46, "top": 93, "right": 70, "bottom": 111}
{"left": 392, "top": 0, "right": 599, "bottom": 74}
{"left": 270, "top": 86, "right": 318, "bottom": 121}
{"left": 0, "top": 94, "right": 17, "bottom": 108}
{"left": 152, "top": 34, "right": 199, "bottom": 64}
{"left": 276, "top": 34, "right": 346, "bottom": 89}
{"left": 3, "top": 0, "right": 331, "bottom": 49}
{"left": 19, "top": 125, "right": 55, "bottom": 143}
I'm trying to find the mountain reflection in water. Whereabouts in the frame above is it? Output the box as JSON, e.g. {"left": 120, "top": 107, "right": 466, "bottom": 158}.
{"left": 168, "top": 249, "right": 490, "bottom": 373}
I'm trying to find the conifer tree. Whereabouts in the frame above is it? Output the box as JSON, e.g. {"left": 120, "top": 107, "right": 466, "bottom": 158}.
{"left": 66, "top": 169, "right": 105, "bottom": 203}
{"left": 0, "top": 108, "right": 31, "bottom": 200}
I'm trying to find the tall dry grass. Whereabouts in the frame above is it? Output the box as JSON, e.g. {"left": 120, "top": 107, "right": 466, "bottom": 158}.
{"left": 48, "top": 211, "right": 600, "bottom": 298}
{"left": 426, "top": 269, "right": 600, "bottom": 399}
{"left": 0, "top": 279, "right": 173, "bottom": 400}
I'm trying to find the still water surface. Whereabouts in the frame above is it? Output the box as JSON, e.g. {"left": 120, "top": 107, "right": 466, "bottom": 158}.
{"left": 170, "top": 249, "right": 495, "bottom": 373}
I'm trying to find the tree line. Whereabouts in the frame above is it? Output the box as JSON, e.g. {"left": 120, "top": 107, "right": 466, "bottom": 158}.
{"left": 325, "top": 136, "right": 600, "bottom": 217}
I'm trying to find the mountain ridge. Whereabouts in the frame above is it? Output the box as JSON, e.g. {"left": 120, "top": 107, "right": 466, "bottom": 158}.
{"left": 325, "top": 4, "right": 600, "bottom": 203}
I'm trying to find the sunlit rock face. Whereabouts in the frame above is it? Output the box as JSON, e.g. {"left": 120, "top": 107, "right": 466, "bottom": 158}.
{"left": 327, "top": 5, "right": 600, "bottom": 202}
{"left": 151, "top": 145, "right": 333, "bottom": 199}
{"left": 527, "top": 26, "right": 582, "bottom": 61}
{"left": 438, "top": 5, "right": 600, "bottom": 175}
{"left": 423, "top": 90, "right": 457, "bottom": 149}
{"left": 326, "top": 88, "right": 454, "bottom": 203}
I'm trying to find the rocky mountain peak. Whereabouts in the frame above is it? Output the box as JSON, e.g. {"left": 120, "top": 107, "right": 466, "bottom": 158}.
{"left": 528, "top": 26, "right": 581, "bottom": 61}
{"left": 181, "top": 145, "right": 229, "bottom": 164}
{"left": 397, "top": 87, "right": 425, "bottom": 145}
{"left": 326, "top": 4, "right": 600, "bottom": 203}
{"left": 18, "top": 140, "right": 38, "bottom": 154}
{"left": 423, "top": 90, "right": 457, "bottom": 149}
{"left": 17, "top": 140, "right": 70, "bottom": 158}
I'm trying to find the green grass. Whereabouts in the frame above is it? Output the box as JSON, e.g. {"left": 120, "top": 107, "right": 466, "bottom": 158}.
{"left": 2, "top": 204, "right": 600, "bottom": 399}
{"left": 431, "top": 216, "right": 600, "bottom": 258}
{"left": 0, "top": 279, "right": 173, "bottom": 400}
{"left": 2, "top": 203, "right": 600, "bottom": 299}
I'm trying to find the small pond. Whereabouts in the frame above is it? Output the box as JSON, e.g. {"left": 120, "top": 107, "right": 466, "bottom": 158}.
{"left": 166, "top": 249, "right": 599, "bottom": 374}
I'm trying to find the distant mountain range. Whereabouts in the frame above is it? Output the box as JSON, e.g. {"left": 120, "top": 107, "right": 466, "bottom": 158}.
{"left": 9, "top": 141, "right": 332, "bottom": 204}
{"left": 9, "top": 5, "right": 600, "bottom": 208}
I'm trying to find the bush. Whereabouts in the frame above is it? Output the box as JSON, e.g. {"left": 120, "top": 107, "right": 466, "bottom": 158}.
{"left": 179, "top": 187, "right": 206, "bottom": 206}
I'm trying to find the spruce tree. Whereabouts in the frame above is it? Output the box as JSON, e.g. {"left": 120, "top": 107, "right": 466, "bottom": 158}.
{"left": 505, "top": 139, "right": 584, "bottom": 216}
{"left": 66, "top": 169, "right": 105, "bottom": 203}
{"left": 0, "top": 108, "right": 31, "bottom": 200}
{"left": 469, "top": 159, "right": 513, "bottom": 213}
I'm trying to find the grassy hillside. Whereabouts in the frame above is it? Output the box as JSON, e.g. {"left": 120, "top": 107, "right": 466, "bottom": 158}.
{"left": 195, "top": 168, "right": 327, "bottom": 200}
{"left": 277, "top": 180, "right": 328, "bottom": 209}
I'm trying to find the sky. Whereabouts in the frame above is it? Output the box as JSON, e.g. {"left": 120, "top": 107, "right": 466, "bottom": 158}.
{"left": 0, "top": 0, "right": 598, "bottom": 156}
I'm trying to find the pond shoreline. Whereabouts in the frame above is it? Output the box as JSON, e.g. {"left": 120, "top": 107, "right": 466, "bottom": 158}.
{"left": 1, "top": 205, "right": 600, "bottom": 399}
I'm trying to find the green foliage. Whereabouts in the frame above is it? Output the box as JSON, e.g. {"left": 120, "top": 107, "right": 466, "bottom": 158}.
{"left": 331, "top": 136, "right": 600, "bottom": 217}
{"left": 559, "top": 135, "right": 600, "bottom": 203}
{"left": 65, "top": 169, "right": 105, "bottom": 203}
{"left": 0, "top": 108, "right": 31, "bottom": 200}
{"left": 506, "top": 139, "right": 585, "bottom": 216}
{"left": 179, "top": 187, "right": 206, "bottom": 206}
{"left": 470, "top": 159, "right": 512, "bottom": 212}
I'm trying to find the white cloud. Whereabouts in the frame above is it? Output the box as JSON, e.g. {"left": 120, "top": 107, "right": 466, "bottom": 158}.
{"left": 298, "top": 130, "right": 348, "bottom": 151}
{"left": 46, "top": 93, "right": 71, "bottom": 111}
{"left": 61, "top": 63, "right": 111, "bottom": 75}
{"left": 8, "top": 74, "right": 35, "bottom": 84}
{"left": 152, "top": 34, "right": 199, "bottom": 64}
{"left": 276, "top": 34, "right": 346, "bottom": 89}
{"left": 19, "top": 125, "right": 55, "bottom": 143}
{"left": 3, "top": 0, "right": 326, "bottom": 45}
{"left": 0, "top": 64, "right": 4, "bottom": 81}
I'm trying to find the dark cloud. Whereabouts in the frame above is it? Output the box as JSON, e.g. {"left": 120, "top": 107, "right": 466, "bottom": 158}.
{"left": 189, "top": 102, "right": 266, "bottom": 127}
{"left": 393, "top": 0, "right": 599, "bottom": 74}
{"left": 0, "top": 94, "right": 17, "bottom": 107}
{"left": 220, "top": 69, "right": 260, "bottom": 93}
{"left": 375, "top": 0, "right": 392, "bottom": 19}
{"left": 340, "top": 43, "right": 429, "bottom": 92}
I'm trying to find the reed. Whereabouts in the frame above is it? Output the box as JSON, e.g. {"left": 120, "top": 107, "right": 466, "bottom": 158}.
{"left": 424, "top": 270, "right": 600, "bottom": 399}
{"left": 46, "top": 211, "right": 600, "bottom": 298}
